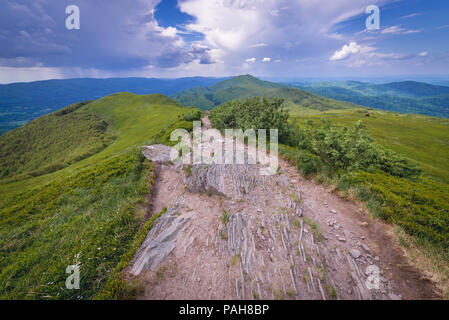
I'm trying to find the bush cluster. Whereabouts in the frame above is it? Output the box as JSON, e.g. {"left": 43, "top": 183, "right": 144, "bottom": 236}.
{"left": 209, "top": 97, "right": 420, "bottom": 179}
{"left": 292, "top": 120, "right": 421, "bottom": 178}
{"left": 209, "top": 97, "right": 298, "bottom": 145}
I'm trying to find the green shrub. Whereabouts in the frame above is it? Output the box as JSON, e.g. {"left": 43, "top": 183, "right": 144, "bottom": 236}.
{"left": 154, "top": 120, "right": 194, "bottom": 147}
{"left": 209, "top": 97, "right": 298, "bottom": 145}
{"left": 182, "top": 110, "right": 203, "bottom": 122}
{"left": 288, "top": 120, "right": 421, "bottom": 179}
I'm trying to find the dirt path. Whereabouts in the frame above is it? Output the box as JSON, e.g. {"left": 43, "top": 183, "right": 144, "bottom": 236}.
{"left": 127, "top": 117, "right": 440, "bottom": 300}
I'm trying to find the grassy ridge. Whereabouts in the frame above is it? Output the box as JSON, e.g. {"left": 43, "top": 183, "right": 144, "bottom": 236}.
{"left": 349, "top": 171, "right": 449, "bottom": 247}
{"left": 0, "top": 101, "right": 115, "bottom": 182}
{"left": 0, "top": 93, "right": 195, "bottom": 299}
{"left": 0, "top": 77, "right": 226, "bottom": 135}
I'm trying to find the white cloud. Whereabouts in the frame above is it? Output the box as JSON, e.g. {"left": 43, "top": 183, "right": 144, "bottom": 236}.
{"left": 250, "top": 43, "right": 268, "bottom": 48}
{"left": 262, "top": 57, "right": 271, "bottom": 62}
{"left": 330, "top": 42, "right": 360, "bottom": 61}
{"left": 181, "top": 0, "right": 262, "bottom": 51}
{"left": 419, "top": 52, "right": 428, "bottom": 57}
{"left": 400, "top": 13, "right": 422, "bottom": 19}
{"left": 178, "top": 0, "right": 387, "bottom": 74}
{"left": 329, "top": 33, "right": 345, "bottom": 40}
{"left": 329, "top": 40, "right": 419, "bottom": 68}
{"left": 5, "top": 0, "right": 423, "bottom": 80}
{"left": 160, "top": 26, "right": 178, "bottom": 38}
{"left": 381, "top": 25, "right": 422, "bottom": 35}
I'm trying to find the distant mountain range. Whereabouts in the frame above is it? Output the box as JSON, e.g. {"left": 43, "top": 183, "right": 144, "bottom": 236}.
{"left": 2, "top": 75, "right": 449, "bottom": 135}
{"left": 0, "top": 77, "right": 227, "bottom": 134}
{"left": 290, "top": 80, "right": 449, "bottom": 118}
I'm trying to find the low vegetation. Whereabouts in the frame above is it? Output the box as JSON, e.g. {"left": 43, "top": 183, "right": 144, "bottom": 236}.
{"left": 209, "top": 97, "right": 297, "bottom": 145}
{"left": 0, "top": 93, "right": 196, "bottom": 299}
{"left": 289, "top": 108, "right": 449, "bottom": 182}
{"left": 0, "top": 151, "right": 152, "bottom": 299}
{"left": 290, "top": 119, "right": 421, "bottom": 178}
{"left": 0, "top": 101, "right": 114, "bottom": 182}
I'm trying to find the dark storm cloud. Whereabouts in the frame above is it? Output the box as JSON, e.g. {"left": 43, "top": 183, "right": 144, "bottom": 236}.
{"left": 0, "top": 0, "right": 208, "bottom": 70}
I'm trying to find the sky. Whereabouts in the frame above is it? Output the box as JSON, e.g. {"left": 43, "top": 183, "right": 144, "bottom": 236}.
{"left": 0, "top": 0, "right": 448, "bottom": 83}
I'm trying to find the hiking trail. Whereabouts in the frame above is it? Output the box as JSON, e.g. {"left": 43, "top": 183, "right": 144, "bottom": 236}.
{"left": 126, "top": 116, "right": 439, "bottom": 300}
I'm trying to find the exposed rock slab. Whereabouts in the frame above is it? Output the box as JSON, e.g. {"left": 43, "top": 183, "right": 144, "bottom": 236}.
{"left": 130, "top": 203, "right": 191, "bottom": 276}
{"left": 184, "top": 163, "right": 258, "bottom": 199}
{"left": 142, "top": 144, "right": 174, "bottom": 163}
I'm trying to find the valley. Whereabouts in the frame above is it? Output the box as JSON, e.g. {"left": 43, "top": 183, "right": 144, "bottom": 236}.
{"left": 292, "top": 80, "right": 449, "bottom": 118}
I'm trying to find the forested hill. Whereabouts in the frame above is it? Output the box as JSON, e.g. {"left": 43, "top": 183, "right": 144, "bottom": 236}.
{"left": 291, "top": 80, "right": 449, "bottom": 118}
{"left": 171, "top": 74, "right": 357, "bottom": 111}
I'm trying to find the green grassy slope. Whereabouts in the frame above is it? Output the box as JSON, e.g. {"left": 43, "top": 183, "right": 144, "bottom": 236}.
{"left": 172, "top": 75, "right": 357, "bottom": 111}
{"left": 280, "top": 107, "right": 449, "bottom": 269}
{"left": 289, "top": 108, "right": 449, "bottom": 183}
{"left": 0, "top": 76, "right": 227, "bottom": 135}
{"left": 0, "top": 93, "right": 195, "bottom": 299}
{"left": 0, "top": 101, "right": 115, "bottom": 182}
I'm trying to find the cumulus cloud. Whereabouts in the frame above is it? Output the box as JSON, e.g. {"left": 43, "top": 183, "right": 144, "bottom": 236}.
{"left": 161, "top": 26, "right": 178, "bottom": 38}
{"left": 329, "top": 39, "right": 422, "bottom": 68}
{"left": 4, "top": 0, "right": 433, "bottom": 80}
{"left": 262, "top": 57, "right": 271, "bottom": 62}
{"left": 178, "top": 0, "right": 386, "bottom": 74}
{"left": 330, "top": 42, "right": 361, "bottom": 61}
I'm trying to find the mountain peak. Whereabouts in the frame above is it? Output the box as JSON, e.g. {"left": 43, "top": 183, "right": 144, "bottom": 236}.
{"left": 237, "top": 74, "right": 257, "bottom": 79}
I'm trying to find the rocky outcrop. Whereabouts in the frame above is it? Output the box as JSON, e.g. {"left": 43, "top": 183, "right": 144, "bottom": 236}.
{"left": 130, "top": 200, "right": 191, "bottom": 276}
{"left": 184, "top": 164, "right": 258, "bottom": 199}
{"left": 142, "top": 144, "right": 174, "bottom": 163}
